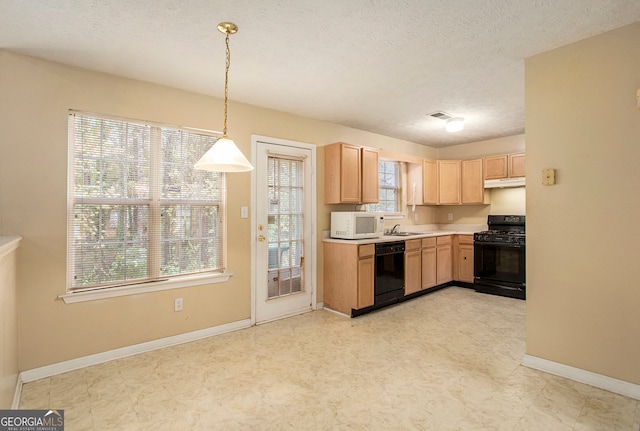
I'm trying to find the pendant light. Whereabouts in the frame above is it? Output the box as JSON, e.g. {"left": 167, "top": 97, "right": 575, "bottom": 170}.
{"left": 195, "top": 22, "right": 254, "bottom": 172}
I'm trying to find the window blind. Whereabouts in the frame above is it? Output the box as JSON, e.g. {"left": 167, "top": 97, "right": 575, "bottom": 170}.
{"left": 67, "top": 112, "right": 226, "bottom": 291}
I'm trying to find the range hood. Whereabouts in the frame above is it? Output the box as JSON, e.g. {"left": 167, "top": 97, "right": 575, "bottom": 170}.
{"left": 484, "top": 177, "right": 526, "bottom": 188}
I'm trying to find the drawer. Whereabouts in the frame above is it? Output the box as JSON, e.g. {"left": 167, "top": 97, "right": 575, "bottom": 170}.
{"left": 436, "top": 235, "right": 452, "bottom": 246}
{"left": 358, "top": 243, "right": 375, "bottom": 258}
{"left": 458, "top": 235, "right": 474, "bottom": 245}
{"left": 421, "top": 237, "right": 437, "bottom": 248}
{"left": 405, "top": 239, "right": 421, "bottom": 251}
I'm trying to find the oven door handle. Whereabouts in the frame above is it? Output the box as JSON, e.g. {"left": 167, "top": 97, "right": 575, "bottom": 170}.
{"left": 474, "top": 280, "right": 525, "bottom": 290}
{"left": 474, "top": 242, "right": 524, "bottom": 248}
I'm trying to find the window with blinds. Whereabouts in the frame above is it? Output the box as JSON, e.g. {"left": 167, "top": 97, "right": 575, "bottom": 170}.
{"left": 369, "top": 160, "right": 400, "bottom": 213}
{"left": 67, "top": 111, "right": 226, "bottom": 292}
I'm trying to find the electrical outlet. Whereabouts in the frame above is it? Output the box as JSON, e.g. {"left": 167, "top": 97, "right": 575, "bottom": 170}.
{"left": 414, "top": 212, "right": 419, "bottom": 221}
{"left": 447, "top": 212, "right": 453, "bottom": 221}
{"left": 174, "top": 297, "right": 183, "bottom": 312}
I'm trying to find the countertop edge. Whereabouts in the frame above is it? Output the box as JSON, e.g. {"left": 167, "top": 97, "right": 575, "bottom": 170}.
{"left": 323, "top": 231, "right": 475, "bottom": 245}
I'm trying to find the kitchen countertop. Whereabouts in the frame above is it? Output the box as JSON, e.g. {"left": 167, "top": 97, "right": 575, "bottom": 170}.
{"left": 323, "top": 230, "right": 478, "bottom": 245}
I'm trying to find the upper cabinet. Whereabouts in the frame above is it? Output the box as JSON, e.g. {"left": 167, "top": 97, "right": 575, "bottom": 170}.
{"left": 422, "top": 159, "right": 438, "bottom": 205}
{"left": 324, "top": 142, "right": 379, "bottom": 204}
{"left": 437, "top": 160, "right": 461, "bottom": 205}
{"left": 361, "top": 147, "right": 379, "bottom": 203}
{"left": 509, "top": 153, "right": 526, "bottom": 178}
{"left": 484, "top": 153, "right": 525, "bottom": 179}
{"left": 435, "top": 159, "right": 485, "bottom": 205}
{"left": 461, "top": 159, "right": 485, "bottom": 204}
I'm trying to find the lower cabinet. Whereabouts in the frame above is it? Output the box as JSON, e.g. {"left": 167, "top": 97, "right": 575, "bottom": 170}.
{"left": 357, "top": 247, "right": 375, "bottom": 308}
{"left": 421, "top": 238, "right": 437, "bottom": 289}
{"left": 411, "top": 236, "right": 452, "bottom": 295}
{"left": 323, "top": 242, "right": 374, "bottom": 315}
{"left": 436, "top": 236, "right": 453, "bottom": 285}
{"left": 404, "top": 239, "right": 422, "bottom": 295}
{"left": 454, "top": 235, "right": 474, "bottom": 283}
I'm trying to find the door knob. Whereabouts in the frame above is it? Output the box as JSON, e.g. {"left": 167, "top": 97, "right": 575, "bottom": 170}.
{"left": 258, "top": 235, "right": 266, "bottom": 242}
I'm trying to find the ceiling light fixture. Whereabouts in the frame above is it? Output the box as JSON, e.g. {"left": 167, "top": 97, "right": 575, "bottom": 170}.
{"left": 195, "top": 22, "right": 254, "bottom": 172}
{"left": 445, "top": 117, "right": 465, "bottom": 133}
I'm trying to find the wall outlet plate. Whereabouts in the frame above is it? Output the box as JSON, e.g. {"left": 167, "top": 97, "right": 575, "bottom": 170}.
{"left": 542, "top": 168, "right": 556, "bottom": 186}
{"left": 174, "top": 297, "right": 184, "bottom": 312}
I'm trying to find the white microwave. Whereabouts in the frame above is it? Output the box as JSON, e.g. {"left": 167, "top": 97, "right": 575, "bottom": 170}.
{"left": 330, "top": 212, "right": 384, "bottom": 240}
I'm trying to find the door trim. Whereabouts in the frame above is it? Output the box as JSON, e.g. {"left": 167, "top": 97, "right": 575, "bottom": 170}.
{"left": 250, "top": 135, "right": 317, "bottom": 325}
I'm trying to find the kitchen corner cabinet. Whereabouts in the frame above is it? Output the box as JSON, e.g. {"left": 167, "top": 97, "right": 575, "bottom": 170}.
{"left": 404, "top": 239, "right": 422, "bottom": 295}
{"left": 437, "top": 160, "right": 461, "bottom": 205}
{"left": 422, "top": 159, "right": 438, "bottom": 205}
{"left": 407, "top": 163, "right": 424, "bottom": 205}
{"left": 324, "top": 142, "right": 379, "bottom": 204}
{"left": 436, "top": 236, "right": 453, "bottom": 285}
{"left": 453, "top": 235, "right": 474, "bottom": 283}
{"left": 484, "top": 153, "right": 525, "bottom": 180}
{"left": 323, "top": 242, "right": 374, "bottom": 315}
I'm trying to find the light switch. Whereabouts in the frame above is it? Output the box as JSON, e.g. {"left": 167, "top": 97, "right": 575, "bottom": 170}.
{"left": 240, "top": 206, "right": 248, "bottom": 218}
{"left": 637, "top": 89, "right": 640, "bottom": 110}
{"left": 542, "top": 169, "right": 556, "bottom": 186}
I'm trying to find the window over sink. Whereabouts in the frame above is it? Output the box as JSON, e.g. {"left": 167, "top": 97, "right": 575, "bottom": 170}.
{"left": 368, "top": 160, "right": 400, "bottom": 214}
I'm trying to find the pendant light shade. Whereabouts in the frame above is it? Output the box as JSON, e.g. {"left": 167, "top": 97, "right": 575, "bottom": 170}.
{"left": 194, "top": 135, "right": 254, "bottom": 172}
{"left": 195, "top": 22, "right": 254, "bottom": 172}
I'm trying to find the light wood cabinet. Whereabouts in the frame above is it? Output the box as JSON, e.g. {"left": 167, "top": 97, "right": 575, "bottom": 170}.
{"left": 407, "top": 162, "right": 424, "bottom": 206}
{"left": 484, "top": 155, "right": 508, "bottom": 180}
{"left": 436, "top": 236, "right": 453, "bottom": 285}
{"left": 509, "top": 153, "right": 526, "bottom": 178}
{"left": 484, "top": 153, "right": 525, "bottom": 179}
{"left": 437, "top": 160, "right": 461, "bottom": 205}
{"left": 323, "top": 242, "right": 374, "bottom": 315}
{"left": 421, "top": 237, "right": 437, "bottom": 289}
{"left": 404, "top": 239, "right": 422, "bottom": 295}
{"left": 324, "top": 142, "right": 379, "bottom": 204}
{"left": 461, "top": 159, "right": 484, "bottom": 204}
{"left": 453, "top": 235, "right": 474, "bottom": 283}
{"left": 422, "top": 159, "right": 438, "bottom": 205}
{"left": 357, "top": 253, "right": 375, "bottom": 308}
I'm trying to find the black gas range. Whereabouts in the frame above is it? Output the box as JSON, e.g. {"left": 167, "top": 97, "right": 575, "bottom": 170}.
{"left": 474, "top": 215, "right": 526, "bottom": 299}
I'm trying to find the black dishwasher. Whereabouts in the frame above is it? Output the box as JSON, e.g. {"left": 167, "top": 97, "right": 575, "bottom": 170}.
{"left": 374, "top": 241, "right": 405, "bottom": 306}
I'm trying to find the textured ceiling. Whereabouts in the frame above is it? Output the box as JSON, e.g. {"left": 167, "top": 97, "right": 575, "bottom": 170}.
{"left": 2, "top": 1, "right": 639, "bottom": 147}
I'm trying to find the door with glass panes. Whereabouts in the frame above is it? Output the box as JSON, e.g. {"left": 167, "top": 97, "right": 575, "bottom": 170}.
{"left": 255, "top": 139, "right": 314, "bottom": 323}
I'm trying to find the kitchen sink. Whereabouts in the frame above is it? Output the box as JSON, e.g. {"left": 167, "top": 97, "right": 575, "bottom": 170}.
{"left": 385, "top": 232, "right": 423, "bottom": 237}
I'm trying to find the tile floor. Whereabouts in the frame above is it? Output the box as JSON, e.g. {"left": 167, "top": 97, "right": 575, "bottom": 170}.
{"left": 20, "top": 287, "right": 640, "bottom": 430}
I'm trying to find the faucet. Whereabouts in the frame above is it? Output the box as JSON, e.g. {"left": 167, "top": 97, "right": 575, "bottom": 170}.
{"left": 391, "top": 224, "right": 400, "bottom": 234}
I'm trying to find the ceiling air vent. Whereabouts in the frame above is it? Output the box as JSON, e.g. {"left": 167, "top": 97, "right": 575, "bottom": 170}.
{"left": 429, "top": 111, "right": 453, "bottom": 121}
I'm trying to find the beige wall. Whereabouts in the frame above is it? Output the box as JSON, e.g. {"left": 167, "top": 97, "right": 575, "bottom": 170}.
{"left": 0, "top": 243, "right": 19, "bottom": 408}
{"left": 438, "top": 134, "right": 525, "bottom": 160}
{"left": 0, "top": 50, "right": 437, "bottom": 370}
{"left": 525, "top": 22, "right": 640, "bottom": 384}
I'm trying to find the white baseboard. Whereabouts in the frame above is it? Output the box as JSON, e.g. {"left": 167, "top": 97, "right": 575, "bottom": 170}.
{"left": 523, "top": 354, "right": 640, "bottom": 400}
{"left": 19, "top": 318, "right": 252, "bottom": 385}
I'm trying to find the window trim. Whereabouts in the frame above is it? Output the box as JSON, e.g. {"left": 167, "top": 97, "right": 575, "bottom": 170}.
{"left": 65, "top": 110, "right": 228, "bottom": 300}
{"left": 59, "top": 271, "right": 231, "bottom": 304}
